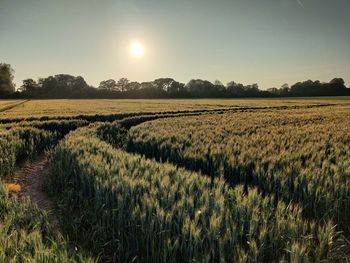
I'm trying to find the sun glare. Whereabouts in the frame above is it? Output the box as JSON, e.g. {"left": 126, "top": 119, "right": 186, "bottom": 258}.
{"left": 129, "top": 41, "right": 144, "bottom": 58}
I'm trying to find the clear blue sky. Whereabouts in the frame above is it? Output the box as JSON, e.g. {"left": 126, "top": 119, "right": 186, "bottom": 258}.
{"left": 1, "top": 0, "right": 349, "bottom": 89}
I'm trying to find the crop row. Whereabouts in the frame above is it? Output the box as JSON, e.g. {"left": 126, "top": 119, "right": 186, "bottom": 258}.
{"left": 0, "top": 119, "right": 89, "bottom": 135}
{"left": 0, "top": 127, "right": 58, "bottom": 178}
{"left": 47, "top": 125, "right": 343, "bottom": 262}
{"left": 0, "top": 120, "right": 90, "bottom": 178}
{"left": 0, "top": 182, "right": 94, "bottom": 262}
{"left": 126, "top": 106, "right": 350, "bottom": 232}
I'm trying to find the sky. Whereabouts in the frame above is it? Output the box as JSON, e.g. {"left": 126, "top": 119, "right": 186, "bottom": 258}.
{"left": 0, "top": 0, "right": 349, "bottom": 90}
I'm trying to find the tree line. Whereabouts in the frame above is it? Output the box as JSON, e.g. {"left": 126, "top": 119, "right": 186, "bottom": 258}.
{"left": 1, "top": 63, "right": 349, "bottom": 99}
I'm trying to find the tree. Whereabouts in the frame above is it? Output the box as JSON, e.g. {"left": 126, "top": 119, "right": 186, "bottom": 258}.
{"left": 0, "top": 63, "right": 15, "bottom": 94}
{"left": 19, "top": 79, "right": 39, "bottom": 94}
{"left": 126, "top": 81, "right": 141, "bottom": 91}
{"left": 136, "top": 81, "right": 167, "bottom": 98}
{"left": 226, "top": 81, "right": 245, "bottom": 97}
{"left": 98, "top": 79, "right": 117, "bottom": 91}
{"left": 214, "top": 80, "right": 226, "bottom": 93}
{"left": 279, "top": 83, "right": 290, "bottom": 96}
{"left": 70, "top": 76, "right": 90, "bottom": 96}
{"left": 151, "top": 78, "right": 186, "bottom": 95}
{"left": 330, "top": 78, "right": 345, "bottom": 86}
{"left": 168, "top": 81, "right": 186, "bottom": 94}
{"left": 186, "top": 79, "right": 219, "bottom": 97}
{"left": 116, "top": 78, "right": 130, "bottom": 92}
{"left": 153, "top": 78, "right": 175, "bottom": 92}
{"left": 140, "top": 81, "right": 156, "bottom": 90}
{"left": 70, "top": 76, "right": 89, "bottom": 90}
{"left": 288, "top": 78, "right": 349, "bottom": 97}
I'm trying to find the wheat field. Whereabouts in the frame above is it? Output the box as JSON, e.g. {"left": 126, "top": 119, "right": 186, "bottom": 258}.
{"left": 0, "top": 98, "right": 349, "bottom": 262}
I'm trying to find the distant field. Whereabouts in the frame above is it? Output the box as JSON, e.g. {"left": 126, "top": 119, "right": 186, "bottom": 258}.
{"left": 0, "top": 100, "right": 26, "bottom": 112}
{"left": 0, "top": 97, "right": 349, "bottom": 119}
{"left": 1, "top": 98, "right": 350, "bottom": 262}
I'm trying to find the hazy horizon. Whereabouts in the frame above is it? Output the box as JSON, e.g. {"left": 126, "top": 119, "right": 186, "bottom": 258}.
{"left": 1, "top": 0, "right": 349, "bottom": 89}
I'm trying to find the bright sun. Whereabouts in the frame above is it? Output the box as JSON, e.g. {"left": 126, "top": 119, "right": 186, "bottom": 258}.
{"left": 129, "top": 41, "right": 144, "bottom": 58}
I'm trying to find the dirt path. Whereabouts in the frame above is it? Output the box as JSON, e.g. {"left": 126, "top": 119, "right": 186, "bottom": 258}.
{"left": 7, "top": 155, "right": 59, "bottom": 228}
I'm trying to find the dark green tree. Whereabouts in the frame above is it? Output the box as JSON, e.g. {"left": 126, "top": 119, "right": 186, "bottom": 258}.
{"left": 0, "top": 63, "right": 15, "bottom": 94}
{"left": 19, "top": 79, "right": 39, "bottom": 94}
{"left": 116, "top": 78, "right": 130, "bottom": 92}
{"left": 126, "top": 81, "right": 141, "bottom": 91}
{"left": 98, "top": 79, "right": 117, "bottom": 91}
